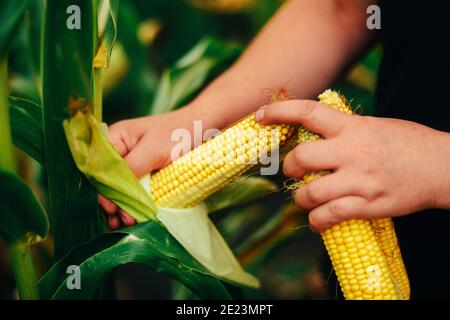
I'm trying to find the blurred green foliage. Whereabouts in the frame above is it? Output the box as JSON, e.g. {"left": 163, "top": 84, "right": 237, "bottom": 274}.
{"left": 2, "top": 0, "right": 381, "bottom": 300}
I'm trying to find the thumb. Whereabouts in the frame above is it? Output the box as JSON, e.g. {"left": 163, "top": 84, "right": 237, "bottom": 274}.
{"left": 256, "top": 100, "right": 349, "bottom": 138}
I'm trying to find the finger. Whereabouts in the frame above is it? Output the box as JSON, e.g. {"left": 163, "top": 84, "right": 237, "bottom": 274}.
{"left": 108, "top": 120, "right": 147, "bottom": 157}
{"left": 108, "top": 131, "right": 130, "bottom": 157}
{"left": 294, "top": 171, "right": 362, "bottom": 210}
{"left": 283, "top": 140, "right": 341, "bottom": 179}
{"left": 99, "top": 194, "right": 117, "bottom": 214}
{"left": 108, "top": 215, "right": 121, "bottom": 230}
{"left": 124, "top": 138, "right": 163, "bottom": 178}
{"left": 256, "top": 100, "right": 349, "bottom": 138}
{"left": 308, "top": 196, "right": 369, "bottom": 233}
{"left": 119, "top": 209, "right": 136, "bottom": 226}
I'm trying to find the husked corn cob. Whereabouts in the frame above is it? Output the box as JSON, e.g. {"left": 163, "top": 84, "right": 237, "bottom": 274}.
{"left": 151, "top": 89, "right": 409, "bottom": 300}
{"left": 322, "top": 220, "right": 398, "bottom": 299}
{"left": 151, "top": 100, "right": 295, "bottom": 208}
{"left": 296, "top": 90, "right": 409, "bottom": 300}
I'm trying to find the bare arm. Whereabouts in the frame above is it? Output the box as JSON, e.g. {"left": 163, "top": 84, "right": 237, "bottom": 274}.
{"left": 189, "top": 0, "right": 377, "bottom": 130}
{"left": 102, "top": 0, "right": 378, "bottom": 227}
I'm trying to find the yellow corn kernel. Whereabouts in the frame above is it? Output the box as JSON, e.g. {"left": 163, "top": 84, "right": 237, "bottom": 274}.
{"left": 323, "top": 220, "right": 398, "bottom": 299}
{"left": 151, "top": 114, "right": 295, "bottom": 208}
{"left": 372, "top": 218, "right": 410, "bottom": 299}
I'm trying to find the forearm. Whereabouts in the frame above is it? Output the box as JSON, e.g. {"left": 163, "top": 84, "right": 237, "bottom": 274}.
{"left": 433, "top": 131, "right": 450, "bottom": 210}
{"left": 189, "top": 0, "right": 376, "bottom": 129}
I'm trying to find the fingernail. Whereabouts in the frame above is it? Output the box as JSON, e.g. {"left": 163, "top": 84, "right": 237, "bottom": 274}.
{"left": 255, "top": 108, "right": 265, "bottom": 122}
{"left": 299, "top": 101, "right": 315, "bottom": 115}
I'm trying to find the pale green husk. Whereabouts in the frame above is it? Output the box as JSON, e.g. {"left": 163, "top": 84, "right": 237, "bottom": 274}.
{"left": 63, "top": 111, "right": 259, "bottom": 288}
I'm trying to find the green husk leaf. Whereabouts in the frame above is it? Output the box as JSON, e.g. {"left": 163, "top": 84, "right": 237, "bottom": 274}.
{"left": 154, "top": 202, "right": 259, "bottom": 288}
{"left": 0, "top": 170, "right": 48, "bottom": 245}
{"left": 64, "top": 111, "right": 259, "bottom": 288}
{"left": 39, "top": 220, "right": 233, "bottom": 300}
{"left": 63, "top": 111, "right": 157, "bottom": 222}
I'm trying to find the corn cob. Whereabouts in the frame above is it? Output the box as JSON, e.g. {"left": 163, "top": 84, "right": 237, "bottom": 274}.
{"left": 150, "top": 89, "right": 409, "bottom": 300}
{"left": 296, "top": 90, "right": 409, "bottom": 300}
{"left": 151, "top": 93, "right": 296, "bottom": 208}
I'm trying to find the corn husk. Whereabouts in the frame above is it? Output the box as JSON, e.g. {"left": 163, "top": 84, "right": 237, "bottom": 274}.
{"left": 63, "top": 111, "right": 259, "bottom": 288}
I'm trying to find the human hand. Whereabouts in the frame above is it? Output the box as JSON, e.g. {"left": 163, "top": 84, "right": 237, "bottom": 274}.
{"left": 100, "top": 107, "right": 203, "bottom": 229}
{"left": 256, "top": 100, "right": 450, "bottom": 232}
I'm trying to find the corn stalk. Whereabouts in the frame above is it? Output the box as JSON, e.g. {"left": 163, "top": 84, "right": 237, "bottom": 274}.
{"left": 1, "top": 58, "right": 36, "bottom": 300}
{"left": 0, "top": 59, "right": 15, "bottom": 173}
{"left": 42, "top": 0, "right": 103, "bottom": 258}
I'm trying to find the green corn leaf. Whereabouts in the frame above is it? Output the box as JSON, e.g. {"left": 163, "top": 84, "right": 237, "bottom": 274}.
{"left": 0, "top": 0, "right": 30, "bottom": 60}
{"left": 175, "top": 38, "right": 212, "bottom": 68}
{"left": 101, "top": 42, "right": 129, "bottom": 96}
{"left": 0, "top": 170, "right": 48, "bottom": 245}
{"left": 150, "top": 37, "right": 242, "bottom": 115}
{"left": 42, "top": 0, "right": 103, "bottom": 258}
{"left": 205, "top": 177, "right": 278, "bottom": 213}
{"left": 95, "top": 0, "right": 119, "bottom": 69}
{"left": 167, "top": 58, "right": 216, "bottom": 110}
{"left": 8, "top": 76, "right": 41, "bottom": 105}
{"left": 8, "top": 96, "right": 44, "bottom": 164}
{"left": 24, "top": 0, "right": 43, "bottom": 96}
{"left": 150, "top": 70, "right": 171, "bottom": 115}
{"left": 1, "top": 50, "right": 43, "bottom": 299}
{"left": 39, "top": 220, "right": 232, "bottom": 300}
{"left": 0, "top": 59, "right": 15, "bottom": 173}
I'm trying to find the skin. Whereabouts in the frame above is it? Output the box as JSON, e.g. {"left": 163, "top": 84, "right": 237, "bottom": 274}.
{"left": 99, "top": 107, "right": 212, "bottom": 228}
{"left": 101, "top": 0, "right": 450, "bottom": 231}
{"left": 256, "top": 101, "right": 450, "bottom": 232}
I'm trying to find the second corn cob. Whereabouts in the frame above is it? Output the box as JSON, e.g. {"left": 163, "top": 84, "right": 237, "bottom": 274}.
{"left": 296, "top": 90, "right": 409, "bottom": 300}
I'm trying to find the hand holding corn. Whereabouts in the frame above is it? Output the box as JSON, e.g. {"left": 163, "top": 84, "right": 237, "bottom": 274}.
{"left": 99, "top": 107, "right": 208, "bottom": 228}
{"left": 256, "top": 97, "right": 450, "bottom": 232}
{"left": 101, "top": 87, "right": 450, "bottom": 299}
